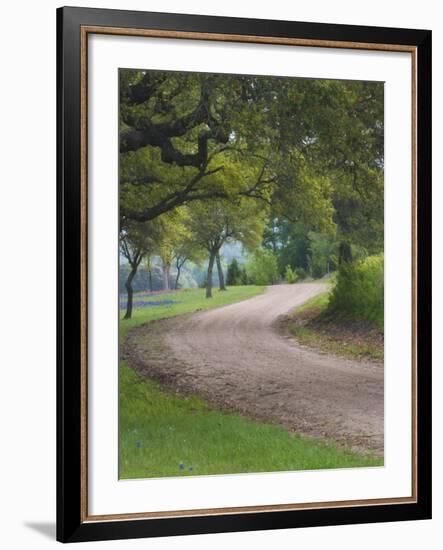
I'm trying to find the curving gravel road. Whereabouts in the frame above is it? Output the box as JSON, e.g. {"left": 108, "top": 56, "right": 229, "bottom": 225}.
{"left": 125, "top": 283, "right": 384, "bottom": 455}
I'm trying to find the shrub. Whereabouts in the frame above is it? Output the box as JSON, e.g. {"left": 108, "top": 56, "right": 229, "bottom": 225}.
{"left": 246, "top": 249, "right": 279, "bottom": 285}
{"left": 328, "top": 253, "right": 384, "bottom": 329}
{"left": 294, "top": 267, "right": 307, "bottom": 280}
{"left": 284, "top": 265, "right": 297, "bottom": 284}
{"left": 226, "top": 258, "right": 242, "bottom": 286}
{"left": 240, "top": 267, "right": 249, "bottom": 285}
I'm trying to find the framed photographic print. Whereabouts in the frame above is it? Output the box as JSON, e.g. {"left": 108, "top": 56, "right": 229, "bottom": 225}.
{"left": 57, "top": 6, "right": 432, "bottom": 543}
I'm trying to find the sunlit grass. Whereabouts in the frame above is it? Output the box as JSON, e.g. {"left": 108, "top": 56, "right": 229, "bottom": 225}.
{"left": 120, "top": 366, "right": 382, "bottom": 479}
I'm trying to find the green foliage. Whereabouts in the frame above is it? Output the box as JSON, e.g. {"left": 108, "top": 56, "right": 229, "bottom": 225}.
{"left": 186, "top": 199, "right": 266, "bottom": 254}
{"left": 284, "top": 265, "right": 297, "bottom": 284}
{"left": 240, "top": 267, "right": 249, "bottom": 285}
{"left": 263, "top": 219, "right": 311, "bottom": 277}
{"left": 184, "top": 198, "right": 267, "bottom": 296}
{"left": 119, "top": 70, "right": 383, "bottom": 241}
{"left": 245, "top": 249, "right": 279, "bottom": 285}
{"left": 328, "top": 254, "right": 384, "bottom": 329}
{"left": 226, "top": 258, "right": 242, "bottom": 286}
{"left": 294, "top": 267, "right": 307, "bottom": 280}
{"left": 308, "top": 232, "right": 337, "bottom": 278}
{"left": 262, "top": 221, "right": 339, "bottom": 280}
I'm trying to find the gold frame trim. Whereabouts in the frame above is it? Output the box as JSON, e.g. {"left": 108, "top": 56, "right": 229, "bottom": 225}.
{"left": 79, "top": 26, "right": 418, "bottom": 523}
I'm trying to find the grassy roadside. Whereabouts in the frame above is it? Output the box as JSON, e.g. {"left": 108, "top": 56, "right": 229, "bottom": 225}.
{"left": 119, "top": 286, "right": 266, "bottom": 343}
{"left": 285, "top": 290, "right": 384, "bottom": 361}
{"left": 120, "top": 285, "right": 383, "bottom": 480}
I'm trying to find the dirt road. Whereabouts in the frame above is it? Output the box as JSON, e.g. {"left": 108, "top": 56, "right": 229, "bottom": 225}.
{"left": 125, "top": 284, "right": 384, "bottom": 455}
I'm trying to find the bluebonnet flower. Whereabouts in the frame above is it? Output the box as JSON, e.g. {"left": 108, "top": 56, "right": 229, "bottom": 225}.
{"left": 135, "top": 441, "right": 141, "bottom": 448}
{"left": 179, "top": 462, "right": 185, "bottom": 470}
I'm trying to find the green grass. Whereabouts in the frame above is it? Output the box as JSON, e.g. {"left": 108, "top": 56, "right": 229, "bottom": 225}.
{"left": 120, "top": 366, "right": 382, "bottom": 479}
{"left": 288, "top": 291, "right": 384, "bottom": 361}
{"left": 290, "top": 325, "right": 383, "bottom": 360}
{"left": 292, "top": 290, "right": 331, "bottom": 316}
{"left": 119, "top": 285, "right": 382, "bottom": 479}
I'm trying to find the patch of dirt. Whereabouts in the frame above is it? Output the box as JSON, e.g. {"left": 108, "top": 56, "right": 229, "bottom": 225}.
{"left": 124, "top": 284, "right": 384, "bottom": 457}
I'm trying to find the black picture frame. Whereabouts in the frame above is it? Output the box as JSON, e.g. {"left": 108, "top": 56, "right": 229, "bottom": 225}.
{"left": 57, "top": 6, "right": 432, "bottom": 543}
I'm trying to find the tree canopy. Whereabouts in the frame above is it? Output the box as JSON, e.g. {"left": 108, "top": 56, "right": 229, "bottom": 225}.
{"left": 119, "top": 68, "right": 384, "bottom": 314}
{"left": 119, "top": 70, "right": 381, "bottom": 230}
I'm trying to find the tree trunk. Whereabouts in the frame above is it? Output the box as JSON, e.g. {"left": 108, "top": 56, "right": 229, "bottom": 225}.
{"left": 216, "top": 252, "right": 226, "bottom": 290}
{"left": 162, "top": 262, "right": 170, "bottom": 290}
{"left": 148, "top": 268, "right": 153, "bottom": 292}
{"left": 175, "top": 266, "right": 181, "bottom": 290}
{"left": 206, "top": 250, "right": 216, "bottom": 298}
{"left": 124, "top": 265, "right": 138, "bottom": 320}
{"left": 339, "top": 242, "right": 352, "bottom": 264}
